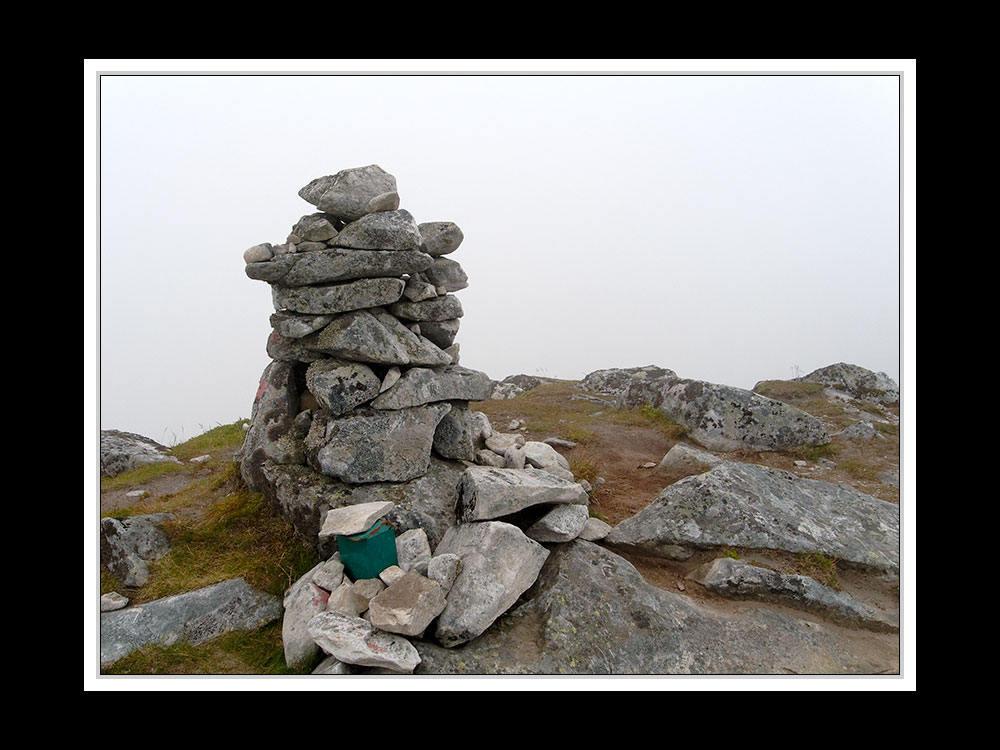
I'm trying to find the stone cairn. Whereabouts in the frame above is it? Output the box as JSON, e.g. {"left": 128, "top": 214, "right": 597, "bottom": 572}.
{"left": 236, "top": 165, "right": 606, "bottom": 674}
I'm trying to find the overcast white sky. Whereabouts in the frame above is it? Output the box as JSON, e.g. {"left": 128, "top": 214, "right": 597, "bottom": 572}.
{"left": 90, "top": 63, "right": 910, "bottom": 446}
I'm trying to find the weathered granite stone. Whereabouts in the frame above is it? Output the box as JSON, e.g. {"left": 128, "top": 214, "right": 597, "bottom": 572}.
{"left": 270, "top": 312, "right": 334, "bottom": 339}
{"left": 243, "top": 242, "right": 274, "bottom": 264}
{"left": 371, "top": 366, "right": 494, "bottom": 410}
{"left": 606, "top": 462, "right": 899, "bottom": 573}
{"left": 259, "top": 462, "right": 347, "bottom": 555}
{"left": 416, "top": 319, "right": 461, "bottom": 349}
{"left": 687, "top": 557, "right": 898, "bottom": 633}
{"left": 311, "top": 555, "right": 345, "bottom": 592}
{"left": 523, "top": 441, "right": 571, "bottom": 474}
{"left": 266, "top": 330, "right": 327, "bottom": 363}
{"left": 272, "top": 277, "right": 405, "bottom": 315}
{"left": 422, "top": 257, "right": 468, "bottom": 292}
{"left": 313, "top": 404, "right": 451, "bottom": 483}
{"left": 656, "top": 443, "right": 723, "bottom": 476}
{"left": 100, "top": 513, "right": 175, "bottom": 588}
{"left": 580, "top": 365, "right": 678, "bottom": 397}
{"left": 101, "top": 592, "right": 130, "bottom": 612}
{"left": 326, "top": 581, "right": 366, "bottom": 617}
{"left": 402, "top": 275, "right": 438, "bottom": 302}
{"left": 525, "top": 504, "right": 590, "bottom": 543}
{"left": 368, "top": 309, "right": 453, "bottom": 367}
{"left": 379, "top": 565, "right": 406, "bottom": 586}
{"left": 484, "top": 432, "right": 525, "bottom": 455}
{"left": 433, "top": 521, "right": 549, "bottom": 647}
{"left": 502, "top": 445, "right": 526, "bottom": 469}
{"left": 351, "top": 578, "right": 386, "bottom": 609}
{"left": 619, "top": 376, "right": 830, "bottom": 452}
{"left": 307, "top": 611, "right": 420, "bottom": 673}
{"left": 292, "top": 213, "right": 339, "bottom": 242}
{"left": 578, "top": 517, "right": 613, "bottom": 542}
{"left": 427, "top": 553, "right": 462, "bottom": 594}
{"left": 418, "top": 221, "right": 464, "bottom": 256}
{"left": 100, "top": 430, "right": 180, "bottom": 478}
{"left": 299, "top": 165, "right": 400, "bottom": 222}
{"left": 380, "top": 366, "right": 401, "bottom": 393}
{"left": 319, "top": 501, "right": 395, "bottom": 538}
{"left": 295, "top": 240, "right": 329, "bottom": 253}
{"left": 305, "top": 359, "right": 381, "bottom": 416}
{"left": 432, "top": 403, "right": 477, "bottom": 461}
{"left": 389, "top": 295, "right": 464, "bottom": 322}
{"left": 395, "top": 528, "right": 432, "bottom": 572}
{"left": 283, "top": 570, "right": 331, "bottom": 669}
{"left": 100, "top": 578, "right": 281, "bottom": 666}
{"left": 413, "top": 541, "right": 896, "bottom": 675}
{"left": 305, "top": 310, "right": 412, "bottom": 366}
{"left": 475, "top": 449, "right": 506, "bottom": 468}
{"left": 332, "top": 209, "right": 421, "bottom": 251}
{"left": 543, "top": 437, "right": 578, "bottom": 449}
{"left": 367, "top": 570, "right": 447, "bottom": 637}
{"left": 456, "top": 466, "right": 590, "bottom": 523}
{"left": 237, "top": 361, "right": 304, "bottom": 490}
{"left": 840, "top": 421, "right": 887, "bottom": 441}
{"left": 795, "top": 362, "right": 900, "bottom": 405}
{"left": 248, "top": 248, "right": 432, "bottom": 286}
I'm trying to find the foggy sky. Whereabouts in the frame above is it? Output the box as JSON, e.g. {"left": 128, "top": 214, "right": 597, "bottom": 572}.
{"left": 94, "top": 70, "right": 904, "bottom": 445}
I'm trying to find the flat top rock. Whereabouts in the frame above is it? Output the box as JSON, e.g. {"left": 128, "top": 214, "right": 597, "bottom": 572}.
{"left": 319, "top": 501, "right": 395, "bottom": 537}
{"left": 607, "top": 461, "right": 899, "bottom": 573}
{"left": 299, "top": 165, "right": 399, "bottom": 222}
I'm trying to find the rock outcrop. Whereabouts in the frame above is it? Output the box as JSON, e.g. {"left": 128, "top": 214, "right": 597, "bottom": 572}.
{"left": 794, "top": 363, "right": 899, "bottom": 405}
{"left": 606, "top": 462, "right": 899, "bottom": 573}
{"left": 579, "top": 365, "right": 678, "bottom": 397}
{"left": 100, "top": 430, "right": 180, "bottom": 478}
{"left": 100, "top": 513, "right": 175, "bottom": 588}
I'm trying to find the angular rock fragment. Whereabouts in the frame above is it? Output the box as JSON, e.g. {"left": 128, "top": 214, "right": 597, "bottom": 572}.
{"left": 578, "top": 517, "right": 612, "bottom": 542}
{"left": 656, "top": 443, "right": 722, "bottom": 476}
{"left": 484, "top": 432, "right": 525, "bottom": 455}
{"left": 283, "top": 570, "right": 332, "bottom": 669}
{"left": 367, "top": 570, "right": 447, "bottom": 637}
{"left": 305, "top": 310, "right": 412, "bottom": 366}
{"left": 305, "top": 359, "right": 381, "bottom": 416}
{"left": 248, "top": 248, "right": 432, "bottom": 287}
{"left": 415, "top": 319, "right": 461, "bottom": 349}
{"left": 433, "top": 521, "right": 549, "bottom": 648}
{"left": 307, "top": 611, "right": 421, "bottom": 673}
{"left": 100, "top": 430, "right": 180, "bottom": 478}
{"left": 395, "top": 528, "right": 432, "bottom": 573}
{"left": 456, "top": 466, "right": 590, "bottom": 523}
{"left": 422, "top": 257, "right": 468, "bottom": 292}
{"left": 319, "top": 501, "right": 395, "bottom": 538}
{"left": 427, "top": 553, "right": 462, "bottom": 595}
{"left": 402, "top": 275, "right": 438, "bottom": 302}
{"left": 237, "top": 361, "right": 305, "bottom": 489}
{"left": 371, "top": 366, "right": 493, "bottom": 410}
{"left": 432, "top": 403, "right": 477, "bottom": 461}
{"left": 525, "top": 504, "right": 590, "bottom": 543}
{"left": 270, "top": 311, "right": 334, "bottom": 339}
{"left": 292, "top": 213, "right": 340, "bottom": 242}
{"left": 100, "top": 513, "right": 175, "bottom": 588}
{"left": 100, "top": 592, "right": 129, "bottom": 612}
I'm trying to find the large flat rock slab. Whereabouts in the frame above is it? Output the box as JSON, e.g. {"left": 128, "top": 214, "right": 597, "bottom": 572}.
{"left": 413, "top": 541, "right": 897, "bottom": 674}
{"left": 606, "top": 462, "right": 899, "bottom": 573}
{"left": 456, "top": 466, "right": 589, "bottom": 523}
{"left": 246, "top": 248, "right": 432, "bottom": 286}
{"left": 272, "top": 277, "right": 404, "bottom": 315}
{"left": 619, "top": 376, "right": 830, "bottom": 452}
{"left": 100, "top": 578, "right": 281, "bottom": 666}
{"left": 371, "top": 366, "right": 493, "bottom": 410}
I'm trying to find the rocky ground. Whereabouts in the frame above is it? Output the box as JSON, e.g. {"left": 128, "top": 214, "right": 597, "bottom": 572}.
{"left": 97, "top": 365, "right": 904, "bottom": 677}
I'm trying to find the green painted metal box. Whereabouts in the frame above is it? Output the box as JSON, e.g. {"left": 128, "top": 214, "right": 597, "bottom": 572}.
{"left": 337, "top": 520, "right": 398, "bottom": 581}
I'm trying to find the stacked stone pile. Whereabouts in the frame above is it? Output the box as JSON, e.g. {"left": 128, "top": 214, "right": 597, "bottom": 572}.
{"left": 237, "top": 166, "right": 603, "bottom": 673}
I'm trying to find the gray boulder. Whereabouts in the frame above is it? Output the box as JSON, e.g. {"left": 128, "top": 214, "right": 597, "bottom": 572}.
{"left": 367, "top": 570, "right": 447, "bottom": 637}
{"left": 402, "top": 275, "right": 439, "bottom": 302}
{"left": 100, "top": 430, "right": 180, "bottom": 478}
{"left": 795, "top": 363, "right": 900, "bottom": 405}
{"left": 432, "top": 403, "right": 477, "bottom": 461}
{"left": 619, "top": 376, "right": 830, "bottom": 452}
{"left": 299, "top": 165, "right": 399, "bottom": 222}
{"left": 578, "top": 517, "right": 612, "bottom": 542}
{"left": 490, "top": 373, "right": 544, "bottom": 400}
{"left": 100, "top": 513, "right": 175, "bottom": 588}
{"left": 305, "top": 359, "right": 381, "bottom": 416}
{"left": 332, "top": 209, "right": 422, "bottom": 251}
{"left": 291, "top": 213, "right": 340, "bottom": 242}
{"left": 319, "top": 501, "right": 395, "bottom": 538}
{"left": 302, "top": 310, "right": 413, "bottom": 366}
{"left": 307, "top": 611, "right": 420, "bottom": 673}
{"left": 422, "top": 257, "right": 468, "bottom": 292}
{"left": 247, "top": 248, "right": 432, "bottom": 286}
{"left": 269, "top": 311, "right": 334, "bottom": 339}
{"left": 100, "top": 578, "right": 282, "bottom": 666}
{"left": 312, "top": 656, "right": 352, "bottom": 674}
{"left": 580, "top": 365, "right": 678, "bottom": 397}
{"left": 272, "top": 277, "right": 404, "bottom": 316}
{"left": 418, "top": 221, "right": 464, "bottom": 256}
{"left": 101, "top": 592, "right": 130, "bottom": 612}
{"left": 413, "top": 541, "right": 896, "bottom": 674}
{"left": 389, "top": 295, "right": 464, "bottom": 322}
{"left": 840, "top": 421, "right": 887, "bottom": 441}
{"left": 369, "top": 309, "right": 453, "bottom": 367}
{"left": 312, "top": 404, "right": 451, "bottom": 483}
{"left": 395, "top": 528, "right": 432, "bottom": 573}
{"left": 427, "top": 553, "right": 462, "bottom": 594}
{"left": 606, "top": 462, "right": 899, "bottom": 573}
{"left": 243, "top": 243, "right": 273, "bottom": 264}
{"left": 416, "top": 319, "right": 461, "bottom": 350}
{"left": 525, "top": 504, "right": 590, "bottom": 543}
{"left": 371, "top": 366, "right": 493, "bottom": 410}
{"left": 456, "top": 467, "right": 589, "bottom": 523}
{"left": 433, "top": 521, "right": 550, "bottom": 647}
{"left": 687, "top": 557, "right": 898, "bottom": 633}
{"left": 282, "top": 568, "right": 332, "bottom": 669}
